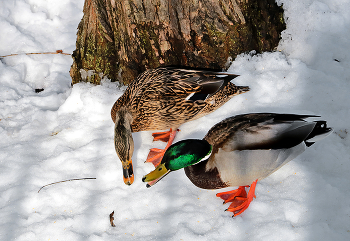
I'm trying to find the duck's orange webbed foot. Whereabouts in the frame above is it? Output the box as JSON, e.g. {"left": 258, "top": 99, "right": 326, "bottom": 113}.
{"left": 145, "top": 129, "right": 178, "bottom": 167}
{"left": 216, "top": 179, "right": 258, "bottom": 217}
{"left": 151, "top": 128, "right": 179, "bottom": 142}
{"left": 145, "top": 148, "right": 164, "bottom": 167}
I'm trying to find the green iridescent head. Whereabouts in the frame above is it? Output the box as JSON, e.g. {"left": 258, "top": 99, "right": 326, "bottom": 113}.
{"left": 162, "top": 139, "right": 212, "bottom": 170}
{"left": 142, "top": 139, "right": 212, "bottom": 187}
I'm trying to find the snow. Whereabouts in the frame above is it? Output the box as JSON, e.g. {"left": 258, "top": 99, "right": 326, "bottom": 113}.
{"left": 0, "top": 0, "right": 349, "bottom": 240}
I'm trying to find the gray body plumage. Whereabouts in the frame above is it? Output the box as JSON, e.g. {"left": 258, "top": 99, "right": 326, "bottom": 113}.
{"left": 209, "top": 142, "right": 306, "bottom": 186}
{"left": 184, "top": 113, "right": 332, "bottom": 189}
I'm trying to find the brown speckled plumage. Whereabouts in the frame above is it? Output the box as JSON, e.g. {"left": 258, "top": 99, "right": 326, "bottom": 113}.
{"left": 112, "top": 67, "right": 249, "bottom": 185}
{"left": 111, "top": 67, "right": 249, "bottom": 131}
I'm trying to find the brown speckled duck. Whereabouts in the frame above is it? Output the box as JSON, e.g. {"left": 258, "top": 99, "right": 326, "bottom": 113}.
{"left": 111, "top": 67, "right": 249, "bottom": 185}
{"left": 143, "top": 113, "right": 332, "bottom": 216}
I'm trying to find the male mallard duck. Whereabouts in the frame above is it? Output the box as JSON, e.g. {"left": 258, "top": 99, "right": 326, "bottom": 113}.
{"left": 111, "top": 67, "right": 249, "bottom": 185}
{"left": 143, "top": 113, "right": 332, "bottom": 216}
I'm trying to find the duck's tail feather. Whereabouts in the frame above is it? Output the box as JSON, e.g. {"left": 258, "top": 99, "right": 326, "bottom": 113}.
{"left": 305, "top": 121, "right": 333, "bottom": 147}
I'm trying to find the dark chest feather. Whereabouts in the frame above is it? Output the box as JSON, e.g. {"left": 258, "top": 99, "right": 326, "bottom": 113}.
{"left": 184, "top": 159, "right": 228, "bottom": 189}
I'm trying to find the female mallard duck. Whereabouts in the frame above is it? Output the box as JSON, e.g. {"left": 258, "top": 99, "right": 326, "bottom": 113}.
{"left": 111, "top": 67, "right": 249, "bottom": 185}
{"left": 143, "top": 113, "right": 332, "bottom": 216}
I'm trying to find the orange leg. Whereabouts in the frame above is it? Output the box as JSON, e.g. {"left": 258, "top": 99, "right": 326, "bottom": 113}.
{"left": 216, "top": 179, "right": 258, "bottom": 217}
{"left": 145, "top": 128, "right": 178, "bottom": 167}
{"left": 151, "top": 128, "right": 180, "bottom": 142}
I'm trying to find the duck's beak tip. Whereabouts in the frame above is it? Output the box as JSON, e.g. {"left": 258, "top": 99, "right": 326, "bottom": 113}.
{"left": 123, "top": 174, "right": 134, "bottom": 185}
{"left": 122, "top": 159, "right": 134, "bottom": 185}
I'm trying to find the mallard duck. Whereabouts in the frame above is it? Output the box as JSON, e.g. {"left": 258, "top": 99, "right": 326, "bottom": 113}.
{"left": 142, "top": 113, "right": 332, "bottom": 216}
{"left": 111, "top": 67, "right": 249, "bottom": 185}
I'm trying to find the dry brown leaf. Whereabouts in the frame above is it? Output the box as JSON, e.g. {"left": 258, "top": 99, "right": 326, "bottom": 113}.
{"left": 109, "top": 211, "right": 116, "bottom": 227}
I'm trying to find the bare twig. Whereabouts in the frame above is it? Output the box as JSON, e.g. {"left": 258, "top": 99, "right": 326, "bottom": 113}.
{"left": 38, "top": 177, "right": 96, "bottom": 193}
{"left": 1, "top": 50, "right": 71, "bottom": 58}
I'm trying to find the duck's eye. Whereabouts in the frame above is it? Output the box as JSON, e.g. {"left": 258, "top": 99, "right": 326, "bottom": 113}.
{"left": 158, "top": 167, "right": 162, "bottom": 171}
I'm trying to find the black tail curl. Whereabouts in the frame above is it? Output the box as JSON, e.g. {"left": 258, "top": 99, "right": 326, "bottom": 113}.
{"left": 305, "top": 121, "right": 332, "bottom": 147}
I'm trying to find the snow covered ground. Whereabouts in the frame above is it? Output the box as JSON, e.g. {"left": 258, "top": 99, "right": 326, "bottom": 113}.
{"left": 0, "top": 0, "right": 349, "bottom": 240}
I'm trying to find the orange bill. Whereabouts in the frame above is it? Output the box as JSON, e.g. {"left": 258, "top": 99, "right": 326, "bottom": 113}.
{"left": 122, "top": 159, "right": 134, "bottom": 185}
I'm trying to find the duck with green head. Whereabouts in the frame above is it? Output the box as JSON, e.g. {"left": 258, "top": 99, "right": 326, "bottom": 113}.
{"left": 143, "top": 113, "right": 332, "bottom": 216}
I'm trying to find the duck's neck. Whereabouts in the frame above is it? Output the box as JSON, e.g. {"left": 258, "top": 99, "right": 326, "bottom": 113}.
{"left": 184, "top": 157, "right": 228, "bottom": 190}
{"left": 114, "top": 108, "right": 134, "bottom": 162}
{"left": 111, "top": 92, "right": 130, "bottom": 123}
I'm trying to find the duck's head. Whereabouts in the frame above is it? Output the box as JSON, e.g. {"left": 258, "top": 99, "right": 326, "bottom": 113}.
{"left": 114, "top": 108, "right": 134, "bottom": 185}
{"left": 142, "top": 139, "right": 212, "bottom": 187}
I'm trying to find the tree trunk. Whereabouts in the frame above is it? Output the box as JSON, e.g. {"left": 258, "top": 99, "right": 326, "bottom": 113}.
{"left": 70, "top": 0, "right": 285, "bottom": 85}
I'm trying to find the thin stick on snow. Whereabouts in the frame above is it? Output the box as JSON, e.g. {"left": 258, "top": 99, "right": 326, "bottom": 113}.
{"left": 1, "top": 50, "right": 71, "bottom": 58}
{"left": 38, "top": 178, "right": 96, "bottom": 193}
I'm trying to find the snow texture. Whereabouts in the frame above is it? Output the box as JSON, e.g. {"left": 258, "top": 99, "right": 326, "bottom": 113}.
{"left": 0, "top": 0, "right": 349, "bottom": 240}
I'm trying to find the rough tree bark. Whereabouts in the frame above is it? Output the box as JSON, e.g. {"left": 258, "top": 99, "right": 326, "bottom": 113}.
{"left": 70, "top": 0, "right": 285, "bottom": 85}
